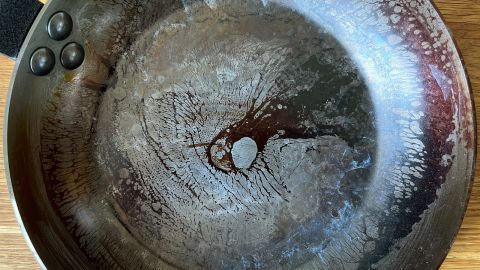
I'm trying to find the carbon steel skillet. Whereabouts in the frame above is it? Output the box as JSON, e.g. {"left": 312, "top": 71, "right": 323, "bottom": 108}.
{"left": 0, "top": 0, "right": 475, "bottom": 269}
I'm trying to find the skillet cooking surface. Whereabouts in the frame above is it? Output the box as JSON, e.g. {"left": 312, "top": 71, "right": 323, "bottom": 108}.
{"left": 5, "top": 0, "right": 475, "bottom": 269}
{"left": 55, "top": 3, "right": 375, "bottom": 268}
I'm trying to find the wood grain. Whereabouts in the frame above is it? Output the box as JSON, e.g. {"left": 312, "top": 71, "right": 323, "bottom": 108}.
{"left": 0, "top": 0, "right": 478, "bottom": 269}
{"left": 435, "top": 0, "right": 480, "bottom": 269}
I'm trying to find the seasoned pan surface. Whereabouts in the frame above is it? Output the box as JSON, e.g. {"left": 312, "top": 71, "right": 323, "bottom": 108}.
{"left": 4, "top": 0, "right": 475, "bottom": 269}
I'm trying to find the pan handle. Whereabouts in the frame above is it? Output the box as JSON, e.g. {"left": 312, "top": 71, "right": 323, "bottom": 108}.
{"left": 0, "top": 0, "right": 44, "bottom": 59}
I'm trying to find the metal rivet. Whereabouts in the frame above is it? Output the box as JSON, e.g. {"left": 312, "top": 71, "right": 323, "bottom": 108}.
{"left": 61, "top": 42, "right": 85, "bottom": 70}
{"left": 30, "top": 48, "right": 55, "bottom": 76}
{"left": 47, "top": 11, "right": 73, "bottom": 41}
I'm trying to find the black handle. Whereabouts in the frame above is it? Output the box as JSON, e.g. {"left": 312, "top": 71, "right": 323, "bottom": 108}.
{"left": 0, "top": 0, "right": 43, "bottom": 58}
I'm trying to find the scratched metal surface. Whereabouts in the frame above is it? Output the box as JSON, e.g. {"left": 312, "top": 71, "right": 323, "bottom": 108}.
{"left": 0, "top": 0, "right": 478, "bottom": 269}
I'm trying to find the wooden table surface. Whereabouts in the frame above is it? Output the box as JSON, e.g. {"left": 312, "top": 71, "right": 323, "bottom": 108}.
{"left": 0, "top": 1, "right": 479, "bottom": 269}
